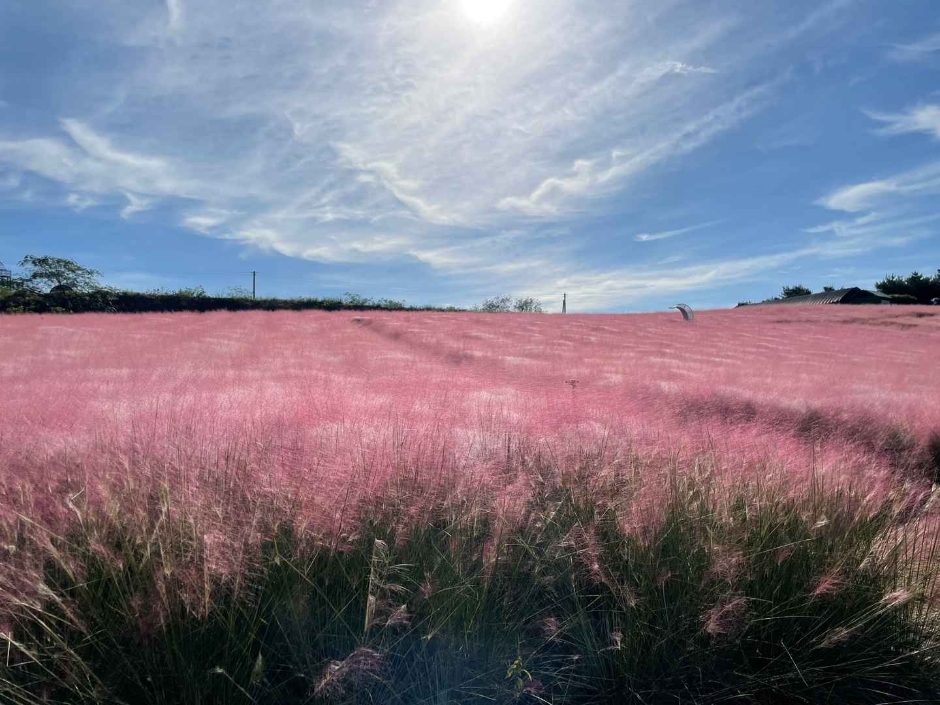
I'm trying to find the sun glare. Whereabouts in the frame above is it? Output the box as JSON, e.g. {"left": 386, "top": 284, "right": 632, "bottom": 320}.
{"left": 460, "top": 0, "right": 512, "bottom": 24}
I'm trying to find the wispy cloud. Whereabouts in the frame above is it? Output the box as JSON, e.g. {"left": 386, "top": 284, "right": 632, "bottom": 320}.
{"left": 755, "top": 116, "right": 818, "bottom": 152}
{"left": 66, "top": 193, "right": 98, "bottom": 212}
{"left": 803, "top": 212, "right": 880, "bottom": 236}
{"left": 641, "top": 62, "right": 719, "bottom": 78}
{"left": 867, "top": 105, "right": 940, "bottom": 140}
{"left": 819, "top": 180, "right": 900, "bottom": 213}
{"left": 165, "top": 0, "right": 184, "bottom": 32}
{"left": 634, "top": 221, "right": 719, "bottom": 242}
{"left": 804, "top": 211, "right": 940, "bottom": 243}
{"left": 499, "top": 83, "right": 774, "bottom": 216}
{"left": 335, "top": 143, "right": 456, "bottom": 225}
{"left": 0, "top": 171, "right": 20, "bottom": 190}
{"left": 182, "top": 209, "right": 238, "bottom": 234}
{"left": 819, "top": 162, "right": 940, "bottom": 212}
{"left": 0, "top": 119, "right": 212, "bottom": 205}
{"left": 770, "top": 0, "right": 856, "bottom": 47}
{"left": 60, "top": 119, "right": 166, "bottom": 176}
{"left": 121, "top": 192, "right": 154, "bottom": 219}
{"left": 887, "top": 31, "right": 940, "bottom": 63}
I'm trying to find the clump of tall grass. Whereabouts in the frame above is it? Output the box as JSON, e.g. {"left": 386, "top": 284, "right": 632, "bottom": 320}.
{"left": 2, "top": 459, "right": 938, "bottom": 704}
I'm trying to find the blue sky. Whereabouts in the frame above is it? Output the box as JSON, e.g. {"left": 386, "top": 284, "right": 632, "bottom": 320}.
{"left": 1, "top": 0, "right": 939, "bottom": 311}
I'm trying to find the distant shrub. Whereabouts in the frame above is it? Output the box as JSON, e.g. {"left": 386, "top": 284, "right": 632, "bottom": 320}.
{"left": 342, "top": 291, "right": 373, "bottom": 307}
{"left": 476, "top": 294, "right": 544, "bottom": 313}
{"left": 477, "top": 294, "right": 513, "bottom": 312}
{"left": 342, "top": 292, "right": 407, "bottom": 309}
{"left": 781, "top": 284, "right": 812, "bottom": 298}
{"left": 174, "top": 285, "right": 209, "bottom": 298}
{"left": 512, "top": 296, "right": 544, "bottom": 313}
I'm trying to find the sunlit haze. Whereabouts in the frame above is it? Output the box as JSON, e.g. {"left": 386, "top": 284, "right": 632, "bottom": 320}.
{"left": 460, "top": 0, "right": 513, "bottom": 24}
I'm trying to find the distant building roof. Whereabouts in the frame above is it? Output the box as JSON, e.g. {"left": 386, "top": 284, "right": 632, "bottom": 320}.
{"left": 756, "top": 287, "right": 891, "bottom": 306}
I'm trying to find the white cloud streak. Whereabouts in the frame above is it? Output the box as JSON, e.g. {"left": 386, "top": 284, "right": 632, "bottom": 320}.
{"left": 888, "top": 31, "right": 940, "bottom": 63}
{"left": 66, "top": 193, "right": 98, "bottom": 211}
{"left": 819, "top": 161, "right": 940, "bottom": 212}
{"left": 804, "top": 211, "right": 940, "bottom": 239}
{"left": 121, "top": 192, "right": 154, "bottom": 219}
{"left": 0, "top": 119, "right": 207, "bottom": 202}
{"left": 867, "top": 105, "right": 940, "bottom": 140}
{"left": 166, "top": 0, "right": 183, "bottom": 32}
{"left": 634, "top": 221, "right": 719, "bottom": 242}
{"left": 771, "top": 0, "right": 855, "bottom": 46}
{"left": 182, "top": 209, "right": 238, "bottom": 233}
{"left": 498, "top": 83, "right": 774, "bottom": 216}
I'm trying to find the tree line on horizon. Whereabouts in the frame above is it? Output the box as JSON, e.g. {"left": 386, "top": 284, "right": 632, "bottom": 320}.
{"left": 5, "top": 253, "right": 937, "bottom": 313}
{"left": 0, "top": 254, "right": 545, "bottom": 314}
{"left": 739, "top": 270, "right": 940, "bottom": 307}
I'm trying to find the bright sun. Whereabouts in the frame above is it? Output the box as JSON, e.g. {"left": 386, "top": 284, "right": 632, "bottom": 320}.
{"left": 460, "top": 0, "right": 512, "bottom": 24}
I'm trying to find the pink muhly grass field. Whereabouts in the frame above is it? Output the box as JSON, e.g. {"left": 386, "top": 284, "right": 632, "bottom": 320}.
{"left": 3, "top": 305, "right": 940, "bottom": 704}
{"left": 1, "top": 305, "right": 938, "bottom": 536}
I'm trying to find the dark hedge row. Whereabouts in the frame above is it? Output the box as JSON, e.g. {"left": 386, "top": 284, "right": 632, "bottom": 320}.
{"left": 0, "top": 289, "right": 462, "bottom": 315}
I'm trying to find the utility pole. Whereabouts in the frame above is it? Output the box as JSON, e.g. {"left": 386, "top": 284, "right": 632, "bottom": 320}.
{"left": 252, "top": 271, "right": 257, "bottom": 300}
{"left": 562, "top": 293, "right": 566, "bottom": 314}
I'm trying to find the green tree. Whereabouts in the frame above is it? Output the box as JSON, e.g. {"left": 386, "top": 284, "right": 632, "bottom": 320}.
{"left": 781, "top": 284, "right": 812, "bottom": 298}
{"left": 875, "top": 274, "right": 905, "bottom": 296}
{"left": 822, "top": 286, "right": 835, "bottom": 292}
{"left": 375, "top": 298, "right": 406, "bottom": 310}
{"left": 18, "top": 255, "right": 102, "bottom": 293}
{"left": 512, "top": 297, "right": 544, "bottom": 313}
{"left": 478, "top": 294, "right": 513, "bottom": 312}
{"left": 342, "top": 292, "right": 374, "bottom": 307}
{"left": 476, "top": 295, "right": 544, "bottom": 313}
{"left": 875, "top": 270, "right": 940, "bottom": 305}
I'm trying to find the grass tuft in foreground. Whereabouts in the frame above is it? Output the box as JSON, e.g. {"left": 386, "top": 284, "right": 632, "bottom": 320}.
{"left": 1, "top": 472, "right": 939, "bottom": 704}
